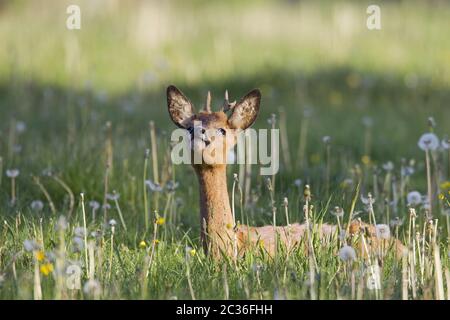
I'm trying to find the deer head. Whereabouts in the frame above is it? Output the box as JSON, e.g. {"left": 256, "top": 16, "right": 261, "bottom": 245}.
{"left": 167, "top": 85, "right": 261, "bottom": 169}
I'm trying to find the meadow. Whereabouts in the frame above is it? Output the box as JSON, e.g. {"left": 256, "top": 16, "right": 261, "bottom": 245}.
{"left": 0, "top": 0, "right": 449, "bottom": 299}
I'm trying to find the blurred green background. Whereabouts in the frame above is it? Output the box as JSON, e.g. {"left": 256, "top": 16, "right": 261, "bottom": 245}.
{"left": 0, "top": 0, "right": 449, "bottom": 219}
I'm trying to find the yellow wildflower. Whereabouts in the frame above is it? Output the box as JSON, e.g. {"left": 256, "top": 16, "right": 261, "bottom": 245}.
{"left": 361, "top": 155, "right": 371, "bottom": 165}
{"left": 440, "top": 181, "right": 450, "bottom": 190}
{"left": 189, "top": 249, "right": 196, "bottom": 257}
{"left": 35, "top": 250, "right": 45, "bottom": 262}
{"left": 153, "top": 239, "right": 160, "bottom": 245}
{"left": 438, "top": 193, "right": 445, "bottom": 201}
{"left": 156, "top": 217, "right": 165, "bottom": 226}
{"left": 40, "top": 263, "right": 54, "bottom": 276}
{"left": 139, "top": 240, "right": 147, "bottom": 249}
{"left": 226, "top": 223, "right": 233, "bottom": 230}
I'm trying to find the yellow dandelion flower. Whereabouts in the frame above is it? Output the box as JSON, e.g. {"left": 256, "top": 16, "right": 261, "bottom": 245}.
{"left": 189, "top": 249, "right": 196, "bottom": 257}
{"left": 438, "top": 193, "right": 445, "bottom": 201}
{"left": 361, "top": 155, "right": 371, "bottom": 165}
{"left": 40, "top": 263, "right": 54, "bottom": 276}
{"left": 153, "top": 239, "right": 160, "bottom": 245}
{"left": 156, "top": 217, "right": 165, "bottom": 226}
{"left": 35, "top": 250, "right": 45, "bottom": 262}
{"left": 440, "top": 181, "right": 450, "bottom": 190}
{"left": 139, "top": 240, "right": 147, "bottom": 249}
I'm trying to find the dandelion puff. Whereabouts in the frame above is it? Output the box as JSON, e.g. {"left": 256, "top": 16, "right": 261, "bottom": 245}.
{"left": 401, "top": 165, "right": 415, "bottom": 177}
{"left": 72, "top": 237, "right": 84, "bottom": 252}
{"left": 294, "top": 179, "right": 302, "bottom": 187}
{"left": 322, "top": 136, "right": 331, "bottom": 144}
{"left": 83, "top": 279, "right": 102, "bottom": 297}
{"left": 102, "top": 203, "right": 111, "bottom": 210}
{"left": 418, "top": 133, "right": 439, "bottom": 151}
{"left": 441, "top": 137, "right": 450, "bottom": 150}
{"left": 16, "top": 121, "right": 26, "bottom": 133}
{"left": 24, "top": 239, "right": 39, "bottom": 252}
{"left": 89, "top": 201, "right": 100, "bottom": 210}
{"left": 30, "top": 200, "right": 44, "bottom": 212}
{"left": 331, "top": 206, "right": 344, "bottom": 217}
{"left": 108, "top": 219, "right": 117, "bottom": 227}
{"left": 145, "top": 180, "right": 163, "bottom": 192}
{"left": 74, "top": 227, "right": 86, "bottom": 238}
{"left": 382, "top": 161, "right": 394, "bottom": 171}
{"left": 390, "top": 217, "right": 404, "bottom": 227}
{"left": 106, "top": 193, "right": 120, "bottom": 201}
{"left": 361, "top": 194, "right": 375, "bottom": 205}
{"left": 55, "top": 216, "right": 68, "bottom": 231}
{"left": 6, "top": 169, "right": 19, "bottom": 178}
{"left": 375, "top": 224, "right": 391, "bottom": 240}
{"left": 339, "top": 245, "right": 356, "bottom": 262}
{"left": 407, "top": 191, "right": 422, "bottom": 206}
{"left": 165, "top": 181, "right": 179, "bottom": 192}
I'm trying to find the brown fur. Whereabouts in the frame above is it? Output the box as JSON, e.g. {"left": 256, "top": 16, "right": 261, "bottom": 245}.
{"left": 167, "top": 85, "right": 405, "bottom": 260}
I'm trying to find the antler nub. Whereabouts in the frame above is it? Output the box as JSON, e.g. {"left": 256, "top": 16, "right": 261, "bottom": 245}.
{"left": 204, "top": 91, "right": 212, "bottom": 112}
{"left": 222, "top": 90, "right": 236, "bottom": 112}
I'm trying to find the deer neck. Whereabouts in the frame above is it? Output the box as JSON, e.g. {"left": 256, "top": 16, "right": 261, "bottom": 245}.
{"left": 194, "top": 164, "right": 234, "bottom": 257}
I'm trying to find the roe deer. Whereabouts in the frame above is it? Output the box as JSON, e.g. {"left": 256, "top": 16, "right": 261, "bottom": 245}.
{"left": 166, "top": 85, "right": 404, "bottom": 260}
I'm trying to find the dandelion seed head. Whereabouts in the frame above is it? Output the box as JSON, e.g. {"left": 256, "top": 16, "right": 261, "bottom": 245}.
{"left": 382, "top": 161, "right": 394, "bottom": 171}
{"left": 407, "top": 191, "right": 422, "bottom": 206}
{"left": 145, "top": 180, "right": 163, "bottom": 192}
{"left": 89, "top": 201, "right": 100, "bottom": 210}
{"left": 83, "top": 279, "right": 102, "bottom": 296}
{"left": 56, "top": 216, "right": 68, "bottom": 231}
{"left": 24, "top": 239, "right": 39, "bottom": 252}
{"left": 165, "top": 181, "right": 179, "bottom": 192}
{"left": 331, "top": 206, "right": 344, "bottom": 217}
{"left": 30, "top": 200, "right": 44, "bottom": 212}
{"left": 108, "top": 219, "right": 117, "bottom": 227}
{"left": 375, "top": 224, "right": 391, "bottom": 240}
{"left": 72, "top": 237, "right": 84, "bottom": 252}
{"left": 6, "top": 169, "right": 19, "bottom": 178}
{"left": 106, "top": 192, "right": 120, "bottom": 201}
{"left": 441, "top": 137, "right": 450, "bottom": 150}
{"left": 418, "top": 133, "right": 439, "bottom": 151}
{"left": 74, "top": 227, "right": 86, "bottom": 238}
{"left": 339, "top": 245, "right": 356, "bottom": 262}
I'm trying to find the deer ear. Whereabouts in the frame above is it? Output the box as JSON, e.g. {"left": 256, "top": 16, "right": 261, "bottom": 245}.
{"left": 228, "top": 89, "right": 261, "bottom": 130}
{"left": 167, "top": 85, "right": 195, "bottom": 128}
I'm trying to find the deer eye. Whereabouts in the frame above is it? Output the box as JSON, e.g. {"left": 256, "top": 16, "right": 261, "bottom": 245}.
{"left": 217, "top": 128, "right": 226, "bottom": 136}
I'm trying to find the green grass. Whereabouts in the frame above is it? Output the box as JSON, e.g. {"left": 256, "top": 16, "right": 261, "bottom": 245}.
{"left": 0, "top": 0, "right": 449, "bottom": 299}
